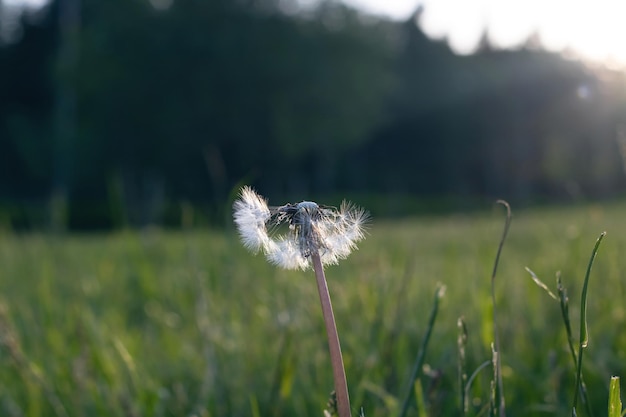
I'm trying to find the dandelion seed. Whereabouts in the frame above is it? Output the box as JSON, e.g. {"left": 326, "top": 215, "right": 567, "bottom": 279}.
{"left": 232, "top": 186, "right": 368, "bottom": 270}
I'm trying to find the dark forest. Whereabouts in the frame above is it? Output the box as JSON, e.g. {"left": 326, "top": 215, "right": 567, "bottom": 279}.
{"left": 1, "top": 0, "right": 625, "bottom": 229}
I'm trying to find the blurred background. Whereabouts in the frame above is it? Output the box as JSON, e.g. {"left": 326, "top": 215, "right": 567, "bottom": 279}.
{"left": 1, "top": 0, "right": 625, "bottom": 230}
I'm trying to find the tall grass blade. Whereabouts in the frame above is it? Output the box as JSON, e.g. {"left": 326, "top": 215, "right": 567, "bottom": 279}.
{"left": 556, "top": 273, "right": 575, "bottom": 353}
{"left": 527, "top": 269, "right": 594, "bottom": 417}
{"left": 457, "top": 317, "right": 468, "bottom": 416}
{"left": 414, "top": 378, "right": 427, "bottom": 417}
{"left": 609, "top": 376, "right": 622, "bottom": 417}
{"left": 398, "top": 285, "right": 445, "bottom": 417}
{"left": 572, "top": 232, "right": 606, "bottom": 416}
{"left": 490, "top": 344, "right": 498, "bottom": 417}
{"left": 490, "top": 200, "right": 512, "bottom": 417}
{"left": 557, "top": 271, "right": 593, "bottom": 417}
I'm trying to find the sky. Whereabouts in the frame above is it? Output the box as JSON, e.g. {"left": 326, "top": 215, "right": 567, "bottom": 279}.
{"left": 341, "top": 0, "right": 626, "bottom": 69}
{"left": 4, "top": 0, "right": 626, "bottom": 69}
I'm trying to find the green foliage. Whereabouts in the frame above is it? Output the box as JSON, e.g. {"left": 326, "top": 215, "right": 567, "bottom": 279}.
{"left": 0, "top": 202, "right": 624, "bottom": 415}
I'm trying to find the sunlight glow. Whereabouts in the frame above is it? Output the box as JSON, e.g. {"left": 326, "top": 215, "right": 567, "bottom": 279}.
{"left": 341, "top": 0, "right": 626, "bottom": 69}
{"left": 5, "top": 0, "right": 626, "bottom": 69}
{"left": 2, "top": 0, "right": 47, "bottom": 6}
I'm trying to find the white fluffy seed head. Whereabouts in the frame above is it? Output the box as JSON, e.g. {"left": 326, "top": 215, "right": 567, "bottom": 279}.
{"left": 266, "top": 238, "right": 310, "bottom": 270}
{"left": 323, "top": 205, "right": 367, "bottom": 264}
{"left": 233, "top": 187, "right": 369, "bottom": 270}
{"left": 232, "top": 186, "right": 271, "bottom": 252}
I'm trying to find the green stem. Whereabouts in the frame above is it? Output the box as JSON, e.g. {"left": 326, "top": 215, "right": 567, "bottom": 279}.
{"left": 491, "top": 200, "right": 511, "bottom": 417}
{"left": 572, "top": 232, "right": 606, "bottom": 416}
{"left": 557, "top": 274, "right": 594, "bottom": 417}
{"left": 312, "top": 251, "right": 351, "bottom": 417}
{"left": 398, "top": 285, "right": 444, "bottom": 417}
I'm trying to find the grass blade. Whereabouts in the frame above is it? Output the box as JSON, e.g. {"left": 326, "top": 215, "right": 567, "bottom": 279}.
{"left": 556, "top": 271, "right": 594, "bottom": 417}
{"left": 525, "top": 267, "right": 558, "bottom": 300}
{"left": 490, "top": 344, "right": 498, "bottom": 417}
{"left": 572, "top": 232, "right": 606, "bottom": 416}
{"left": 525, "top": 269, "right": 595, "bottom": 417}
{"left": 490, "top": 200, "right": 512, "bottom": 417}
{"left": 609, "top": 376, "right": 622, "bottom": 417}
{"left": 458, "top": 317, "right": 468, "bottom": 416}
{"left": 398, "top": 285, "right": 446, "bottom": 417}
{"left": 414, "top": 378, "right": 427, "bottom": 417}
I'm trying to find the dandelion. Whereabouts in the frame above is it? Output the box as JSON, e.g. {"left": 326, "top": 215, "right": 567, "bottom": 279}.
{"left": 233, "top": 186, "right": 368, "bottom": 270}
{"left": 233, "top": 186, "right": 369, "bottom": 417}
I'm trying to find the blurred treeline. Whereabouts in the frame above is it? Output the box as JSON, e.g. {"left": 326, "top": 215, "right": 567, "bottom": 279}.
{"left": 1, "top": 0, "right": 625, "bottom": 230}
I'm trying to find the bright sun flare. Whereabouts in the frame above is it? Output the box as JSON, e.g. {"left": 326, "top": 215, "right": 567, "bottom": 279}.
{"left": 534, "top": 0, "right": 626, "bottom": 69}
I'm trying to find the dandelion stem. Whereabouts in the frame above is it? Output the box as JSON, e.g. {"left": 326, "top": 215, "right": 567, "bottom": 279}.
{"left": 311, "top": 251, "right": 352, "bottom": 417}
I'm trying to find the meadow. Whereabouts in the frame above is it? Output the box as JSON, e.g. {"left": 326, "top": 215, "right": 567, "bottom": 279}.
{"left": 1, "top": 201, "right": 626, "bottom": 416}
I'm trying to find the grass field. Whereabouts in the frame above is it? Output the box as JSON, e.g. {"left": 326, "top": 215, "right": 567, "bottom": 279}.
{"left": 1, "top": 201, "right": 626, "bottom": 416}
